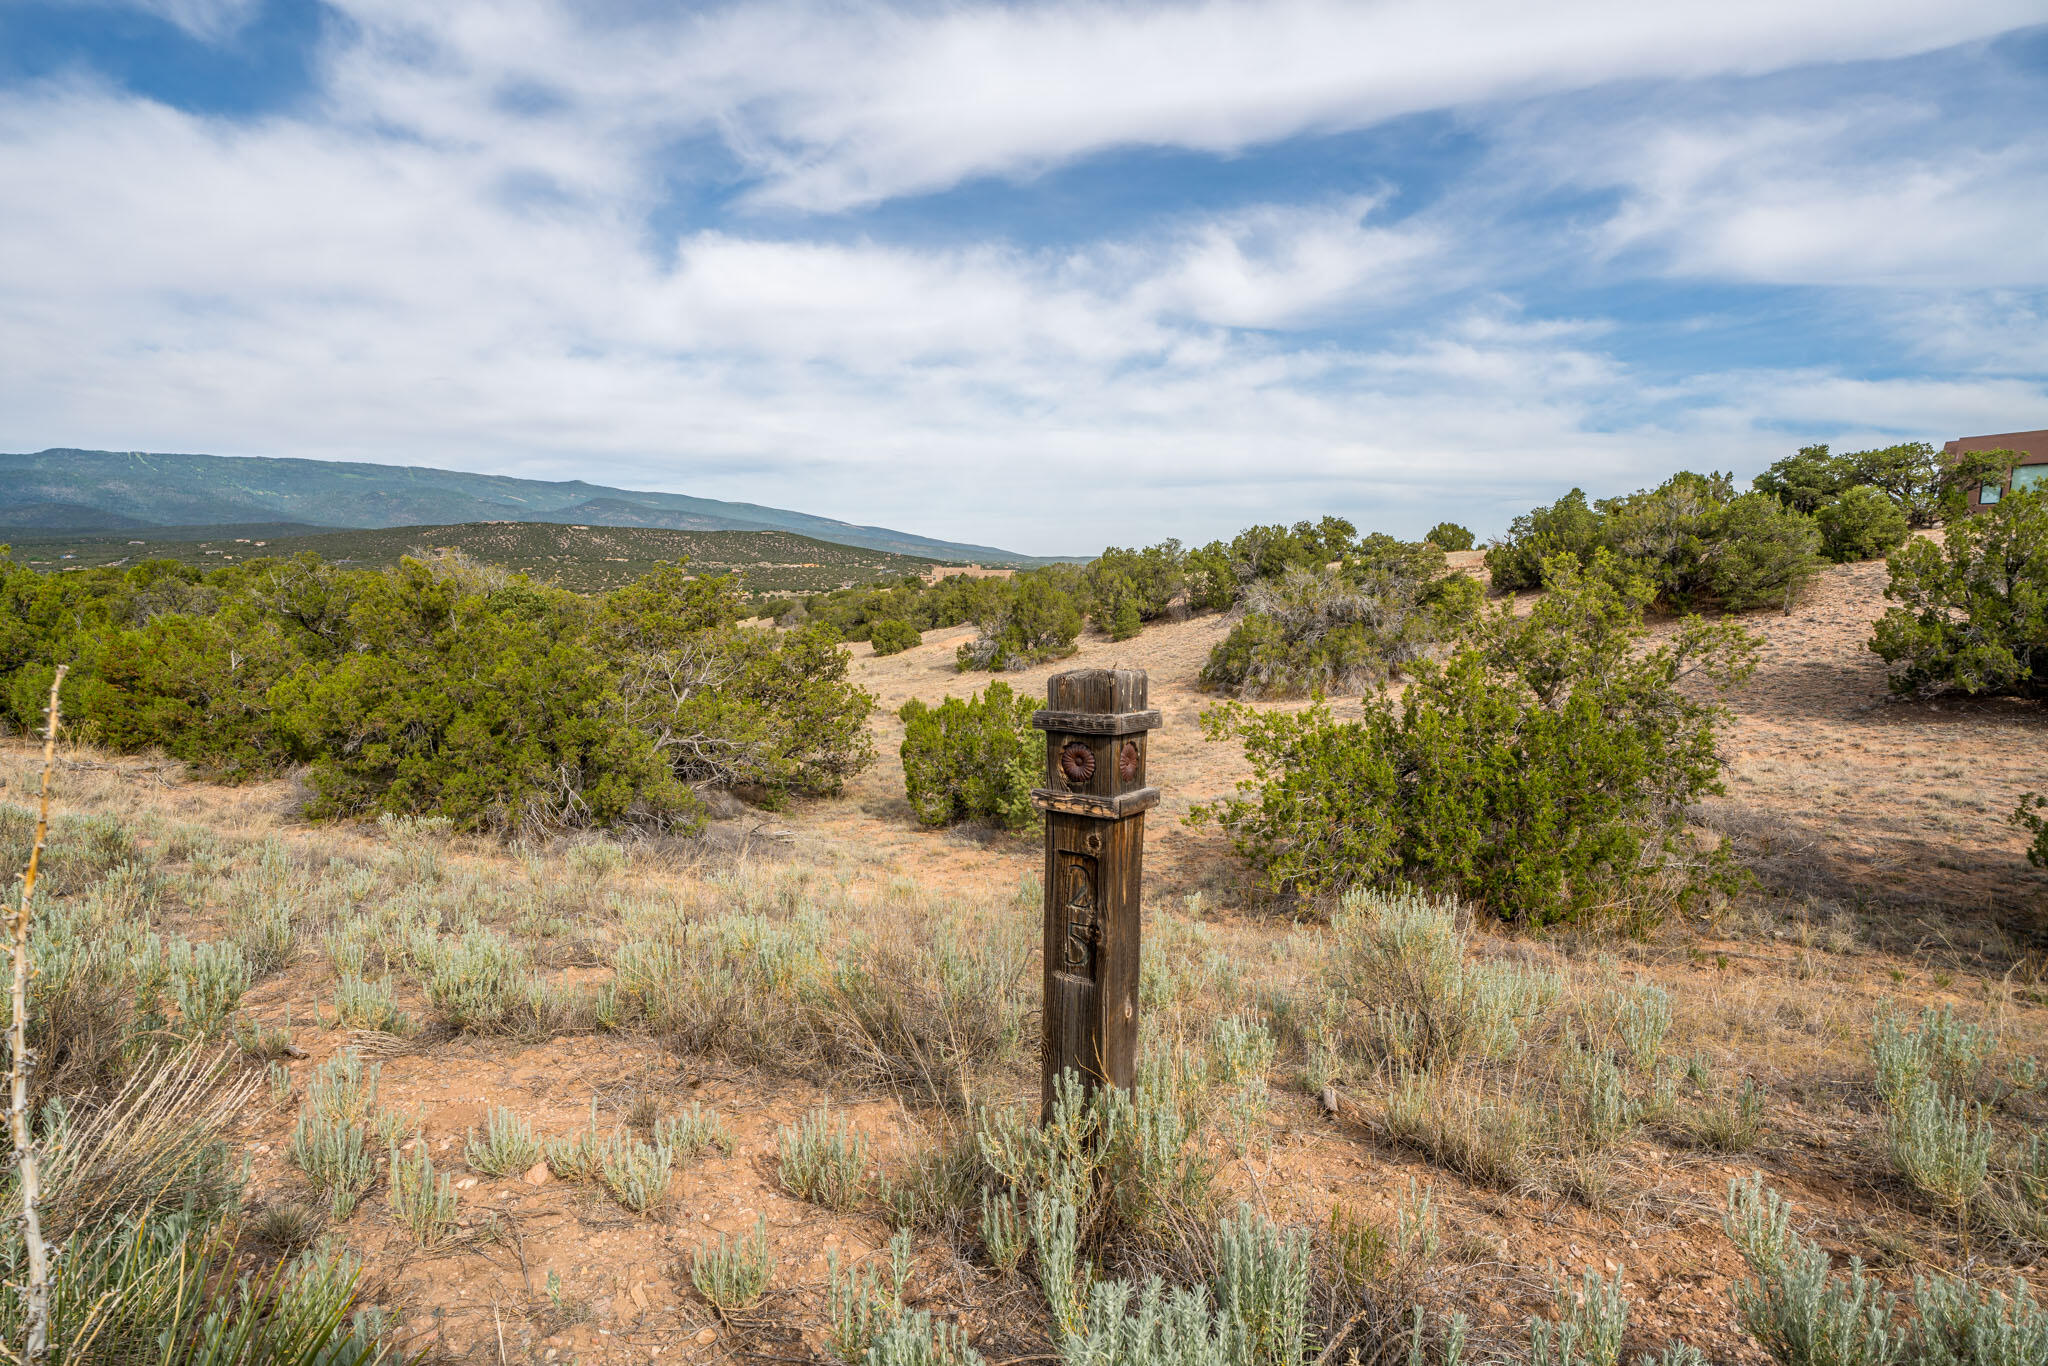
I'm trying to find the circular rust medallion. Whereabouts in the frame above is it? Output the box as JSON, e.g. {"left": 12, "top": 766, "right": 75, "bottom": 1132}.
{"left": 1059, "top": 741, "right": 1095, "bottom": 784}
{"left": 1118, "top": 739, "right": 1141, "bottom": 782}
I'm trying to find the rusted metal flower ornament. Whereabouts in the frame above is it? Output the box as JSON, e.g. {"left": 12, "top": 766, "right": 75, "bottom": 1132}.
{"left": 1059, "top": 741, "right": 1095, "bottom": 784}
{"left": 1118, "top": 740, "right": 1141, "bottom": 782}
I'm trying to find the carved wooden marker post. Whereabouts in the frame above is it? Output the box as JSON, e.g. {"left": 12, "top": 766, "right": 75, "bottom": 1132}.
{"left": 1030, "top": 668, "right": 1161, "bottom": 1118}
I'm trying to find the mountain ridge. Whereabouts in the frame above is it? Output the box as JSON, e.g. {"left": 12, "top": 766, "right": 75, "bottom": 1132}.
{"left": 4, "top": 448, "right": 1041, "bottom": 563}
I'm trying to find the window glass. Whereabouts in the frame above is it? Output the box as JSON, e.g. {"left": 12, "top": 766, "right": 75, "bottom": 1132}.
{"left": 2013, "top": 465, "right": 2048, "bottom": 493}
{"left": 1982, "top": 483, "right": 2003, "bottom": 503}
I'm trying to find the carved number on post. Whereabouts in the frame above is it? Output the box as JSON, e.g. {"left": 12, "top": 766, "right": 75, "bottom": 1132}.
{"left": 1057, "top": 851, "right": 1099, "bottom": 979}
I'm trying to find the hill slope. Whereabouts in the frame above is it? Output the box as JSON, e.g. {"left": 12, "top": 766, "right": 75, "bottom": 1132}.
{"left": 2, "top": 449, "right": 1036, "bottom": 563}
{"left": 10, "top": 521, "right": 953, "bottom": 595}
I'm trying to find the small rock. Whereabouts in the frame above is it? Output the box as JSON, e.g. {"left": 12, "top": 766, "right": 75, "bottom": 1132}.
{"left": 1318, "top": 1085, "right": 1339, "bottom": 1117}
{"left": 455, "top": 1177, "right": 479, "bottom": 1190}
{"left": 695, "top": 1328, "right": 717, "bottom": 1346}
{"left": 523, "top": 1161, "right": 551, "bottom": 1186}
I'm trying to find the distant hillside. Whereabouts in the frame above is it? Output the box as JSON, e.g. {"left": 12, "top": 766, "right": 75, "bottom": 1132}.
{"left": 1, "top": 449, "right": 1041, "bottom": 563}
{"left": 10, "top": 521, "right": 960, "bottom": 595}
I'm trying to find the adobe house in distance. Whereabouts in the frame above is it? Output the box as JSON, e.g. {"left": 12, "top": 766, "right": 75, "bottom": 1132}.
{"left": 1946, "top": 427, "right": 2048, "bottom": 512}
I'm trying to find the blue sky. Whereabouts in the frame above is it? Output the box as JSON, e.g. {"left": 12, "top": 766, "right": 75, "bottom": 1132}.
{"left": 1, "top": 1, "right": 2044, "bottom": 553}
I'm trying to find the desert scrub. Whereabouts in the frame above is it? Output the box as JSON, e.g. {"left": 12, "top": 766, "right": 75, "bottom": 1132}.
{"left": 1722, "top": 1172, "right": 2048, "bottom": 1365}
{"left": 869, "top": 619, "right": 922, "bottom": 656}
{"left": 598, "top": 1131, "right": 675, "bottom": 1213}
{"left": 778, "top": 1107, "right": 871, "bottom": 1209}
{"left": 387, "top": 1142, "right": 459, "bottom": 1245}
{"left": 330, "top": 974, "right": 411, "bottom": 1034}
{"left": 823, "top": 914, "right": 1031, "bottom": 1106}
{"left": 1192, "top": 554, "right": 1756, "bottom": 925}
{"left": 1683, "top": 1075, "right": 1767, "bottom": 1153}
{"left": 1870, "top": 486, "right": 2048, "bottom": 699}
{"left": 898, "top": 681, "right": 1039, "bottom": 831}
{"left": 691, "top": 1216, "right": 775, "bottom": 1313}
{"left": 1383, "top": 1069, "right": 1539, "bottom": 1190}
{"left": 290, "top": 1109, "right": 379, "bottom": 1220}
{"left": 829, "top": 1227, "right": 914, "bottom": 1361}
{"left": 656, "top": 1102, "right": 735, "bottom": 1160}
{"left": 166, "top": 937, "right": 252, "bottom": 1038}
{"left": 1200, "top": 537, "right": 1478, "bottom": 698}
{"left": 543, "top": 1100, "right": 609, "bottom": 1182}
{"left": 1320, "top": 888, "right": 1560, "bottom": 1069}
{"left": 1884, "top": 1083, "right": 1991, "bottom": 1218}
{"left": 464, "top": 1106, "right": 542, "bottom": 1177}
{"left": 978, "top": 1065, "right": 1220, "bottom": 1282}
{"left": 953, "top": 575, "right": 1082, "bottom": 672}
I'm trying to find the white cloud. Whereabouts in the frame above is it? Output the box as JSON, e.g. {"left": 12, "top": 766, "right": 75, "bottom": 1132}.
{"left": 1570, "top": 106, "right": 2048, "bottom": 288}
{"left": 5, "top": 3, "right": 2046, "bottom": 550}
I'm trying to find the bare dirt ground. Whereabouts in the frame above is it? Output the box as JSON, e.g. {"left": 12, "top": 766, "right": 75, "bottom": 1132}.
{"left": 12, "top": 550, "right": 2046, "bottom": 1365}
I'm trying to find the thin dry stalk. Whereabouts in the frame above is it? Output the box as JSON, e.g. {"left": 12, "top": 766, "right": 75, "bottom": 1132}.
{"left": 6, "top": 664, "right": 65, "bottom": 1364}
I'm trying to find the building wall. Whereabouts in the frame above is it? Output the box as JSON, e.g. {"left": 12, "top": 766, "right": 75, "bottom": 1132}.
{"left": 1943, "top": 428, "right": 2048, "bottom": 513}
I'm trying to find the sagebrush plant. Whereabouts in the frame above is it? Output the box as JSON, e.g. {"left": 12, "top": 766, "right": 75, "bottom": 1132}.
{"left": 691, "top": 1215, "right": 775, "bottom": 1313}
{"left": 463, "top": 1106, "right": 541, "bottom": 1177}
{"left": 330, "top": 974, "right": 411, "bottom": 1034}
{"left": 1527, "top": 1269, "right": 1629, "bottom": 1366}
{"left": 1724, "top": 1174, "right": 1904, "bottom": 1366}
{"left": 288, "top": 1110, "right": 379, "bottom": 1221}
{"left": 828, "top": 1227, "right": 914, "bottom": 1362}
{"left": 1884, "top": 1082, "right": 1991, "bottom": 1217}
{"left": 1319, "top": 888, "right": 1560, "bottom": 1069}
{"left": 655, "top": 1102, "right": 735, "bottom": 1161}
{"left": 777, "top": 1107, "right": 871, "bottom": 1210}
{"left": 598, "top": 1130, "right": 675, "bottom": 1214}
{"left": 386, "top": 1142, "right": 458, "bottom": 1245}
{"left": 1192, "top": 554, "right": 1757, "bottom": 925}
{"left": 542, "top": 1100, "right": 607, "bottom": 1183}
{"left": 166, "top": 937, "right": 252, "bottom": 1038}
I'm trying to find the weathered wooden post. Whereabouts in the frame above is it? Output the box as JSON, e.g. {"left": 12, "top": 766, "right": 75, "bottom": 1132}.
{"left": 1030, "top": 668, "right": 1160, "bottom": 1117}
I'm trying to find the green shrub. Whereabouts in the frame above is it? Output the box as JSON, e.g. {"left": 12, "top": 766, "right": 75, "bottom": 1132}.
{"left": 1754, "top": 444, "right": 1854, "bottom": 515}
{"left": 870, "top": 619, "right": 923, "bottom": 656}
{"left": 1815, "top": 485, "right": 1909, "bottom": 563}
{"left": 1200, "top": 538, "right": 1478, "bottom": 698}
{"left": 1485, "top": 489, "right": 1605, "bottom": 593}
{"left": 464, "top": 1106, "right": 542, "bottom": 1177}
{"left": 1424, "top": 522, "right": 1475, "bottom": 552}
{"left": 1191, "top": 555, "right": 1756, "bottom": 924}
{"left": 598, "top": 1131, "right": 675, "bottom": 1213}
{"left": 898, "top": 682, "right": 1039, "bottom": 831}
{"left": 956, "top": 576, "right": 1082, "bottom": 671}
{"left": 2016, "top": 792, "right": 2048, "bottom": 871}
{"left": 1487, "top": 475, "right": 1819, "bottom": 612}
{"left": 1869, "top": 489, "right": 2047, "bottom": 698}
{"left": 1708, "top": 493, "right": 1822, "bottom": 613}
{"left": 387, "top": 1142, "right": 458, "bottom": 1245}
{"left": 777, "top": 1107, "right": 871, "bottom": 1209}
{"left": 690, "top": 1216, "right": 775, "bottom": 1312}
{"left": 1757, "top": 441, "right": 2017, "bottom": 528}
{"left": 1724, "top": 1175, "right": 1903, "bottom": 1366}
{"left": 1086, "top": 542, "right": 1189, "bottom": 635}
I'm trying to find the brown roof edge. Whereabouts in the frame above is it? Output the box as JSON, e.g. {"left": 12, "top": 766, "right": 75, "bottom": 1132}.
{"left": 1943, "top": 428, "right": 2048, "bottom": 462}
